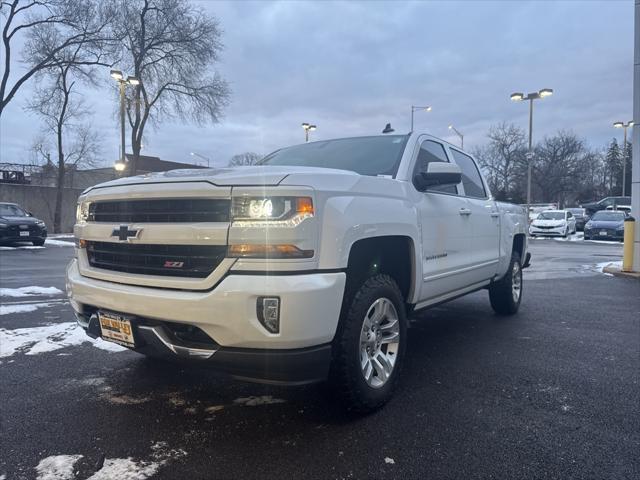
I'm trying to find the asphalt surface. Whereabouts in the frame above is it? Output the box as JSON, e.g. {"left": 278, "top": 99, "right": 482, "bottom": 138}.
{"left": 0, "top": 236, "right": 638, "bottom": 479}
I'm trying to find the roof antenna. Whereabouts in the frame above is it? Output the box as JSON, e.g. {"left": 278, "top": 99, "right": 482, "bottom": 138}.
{"left": 382, "top": 123, "right": 395, "bottom": 134}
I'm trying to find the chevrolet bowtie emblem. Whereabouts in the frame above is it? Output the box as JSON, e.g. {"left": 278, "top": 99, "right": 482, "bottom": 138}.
{"left": 112, "top": 225, "right": 141, "bottom": 242}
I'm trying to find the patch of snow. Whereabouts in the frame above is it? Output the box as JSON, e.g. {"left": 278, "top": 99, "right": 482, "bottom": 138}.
{"left": 44, "top": 239, "right": 75, "bottom": 247}
{"left": 87, "top": 458, "right": 159, "bottom": 480}
{"left": 0, "top": 286, "right": 63, "bottom": 297}
{"left": 0, "top": 322, "right": 126, "bottom": 358}
{"left": 233, "top": 395, "right": 286, "bottom": 406}
{"left": 384, "top": 457, "right": 395, "bottom": 464}
{"left": 0, "top": 302, "right": 53, "bottom": 315}
{"left": 35, "top": 454, "right": 82, "bottom": 480}
{"left": 50, "top": 234, "right": 74, "bottom": 238}
{"left": 87, "top": 442, "right": 186, "bottom": 480}
{"left": 0, "top": 474, "right": 6, "bottom": 480}
{"left": 101, "top": 393, "right": 150, "bottom": 405}
{"left": 204, "top": 405, "right": 224, "bottom": 414}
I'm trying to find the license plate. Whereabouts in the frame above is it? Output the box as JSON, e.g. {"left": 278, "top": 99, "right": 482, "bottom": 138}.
{"left": 98, "top": 311, "right": 135, "bottom": 347}
{"left": 19, "top": 231, "right": 29, "bottom": 237}
{"left": 600, "top": 231, "right": 607, "bottom": 236}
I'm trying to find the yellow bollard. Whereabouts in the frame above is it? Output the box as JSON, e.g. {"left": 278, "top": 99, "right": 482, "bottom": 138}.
{"left": 622, "top": 215, "right": 635, "bottom": 272}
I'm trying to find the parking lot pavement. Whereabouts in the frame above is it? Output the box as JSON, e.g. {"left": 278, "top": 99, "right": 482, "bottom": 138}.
{"left": 1, "top": 240, "right": 638, "bottom": 479}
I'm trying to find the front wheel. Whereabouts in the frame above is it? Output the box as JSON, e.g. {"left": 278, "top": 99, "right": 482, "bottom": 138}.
{"left": 489, "top": 252, "right": 523, "bottom": 315}
{"left": 330, "top": 274, "right": 407, "bottom": 413}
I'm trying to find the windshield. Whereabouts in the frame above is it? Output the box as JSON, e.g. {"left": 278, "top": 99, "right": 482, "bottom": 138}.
{"left": 260, "top": 135, "right": 409, "bottom": 176}
{"left": 0, "top": 204, "right": 26, "bottom": 216}
{"left": 537, "top": 212, "right": 565, "bottom": 220}
{"left": 591, "top": 211, "right": 625, "bottom": 222}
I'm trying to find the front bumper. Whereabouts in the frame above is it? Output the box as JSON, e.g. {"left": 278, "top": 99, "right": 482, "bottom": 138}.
{"left": 66, "top": 259, "right": 345, "bottom": 383}
{"left": 0, "top": 226, "right": 47, "bottom": 242}
{"left": 529, "top": 225, "right": 566, "bottom": 236}
{"left": 584, "top": 230, "right": 623, "bottom": 241}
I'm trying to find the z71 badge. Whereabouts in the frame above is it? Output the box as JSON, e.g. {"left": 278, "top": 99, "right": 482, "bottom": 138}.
{"left": 163, "top": 261, "right": 185, "bottom": 268}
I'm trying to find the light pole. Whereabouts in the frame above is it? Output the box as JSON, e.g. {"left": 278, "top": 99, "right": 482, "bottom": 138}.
{"left": 613, "top": 120, "right": 634, "bottom": 196}
{"left": 510, "top": 88, "right": 553, "bottom": 216}
{"left": 111, "top": 70, "right": 140, "bottom": 172}
{"left": 190, "top": 151, "right": 211, "bottom": 167}
{"left": 410, "top": 105, "right": 432, "bottom": 131}
{"left": 301, "top": 123, "right": 317, "bottom": 142}
{"left": 448, "top": 124, "right": 464, "bottom": 149}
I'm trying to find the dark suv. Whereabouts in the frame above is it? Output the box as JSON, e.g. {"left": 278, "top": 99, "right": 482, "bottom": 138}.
{"left": 581, "top": 196, "right": 631, "bottom": 216}
{"left": 0, "top": 202, "right": 47, "bottom": 246}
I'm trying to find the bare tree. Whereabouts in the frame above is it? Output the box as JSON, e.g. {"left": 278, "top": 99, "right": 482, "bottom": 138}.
{"left": 26, "top": 45, "right": 102, "bottom": 232}
{"left": 473, "top": 123, "right": 527, "bottom": 202}
{"left": 531, "top": 131, "right": 585, "bottom": 206}
{"left": 229, "top": 152, "right": 261, "bottom": 167}
{"left": 0, "top": 0, "right": 112, "bottom": 115}
{"left": 109, "top": 0, "right": 230, "bottom": 175}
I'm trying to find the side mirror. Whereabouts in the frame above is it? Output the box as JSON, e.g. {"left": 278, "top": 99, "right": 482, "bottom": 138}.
{"left": 414, "top": 162, "right": 462, "bottom": 192}
{"left": 26, "top": 211, "right": 33, "bottom": 217}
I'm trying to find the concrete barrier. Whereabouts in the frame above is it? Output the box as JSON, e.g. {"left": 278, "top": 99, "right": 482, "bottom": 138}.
{"left": 0, "top": 183, "right": 84, "bottom": 232}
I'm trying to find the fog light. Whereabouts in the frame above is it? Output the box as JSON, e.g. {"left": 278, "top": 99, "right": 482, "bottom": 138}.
{"left": 257, "top": 297, "right": 280, "bottom": 333}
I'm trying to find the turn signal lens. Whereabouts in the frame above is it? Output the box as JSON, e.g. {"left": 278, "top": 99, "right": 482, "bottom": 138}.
{"left": 295, "top": 197, "right": 314, "bottom": 215}
{"left": 228, "top": 244, "right": 313, "bottom": 259}
{"left": 75, "top": 238, "right": 87, "bottom": 249}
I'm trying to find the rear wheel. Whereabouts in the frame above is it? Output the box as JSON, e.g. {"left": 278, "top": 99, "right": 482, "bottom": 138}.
{"left": 489, "top": 252, "right": 522, "bottom": 315}
{"left": 330, "top": 274, "right": 406, "bottom": 413}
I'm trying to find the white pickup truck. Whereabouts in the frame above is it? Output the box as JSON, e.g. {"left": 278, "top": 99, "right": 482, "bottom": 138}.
{"left": 67, "top": 133, "right": 530, "bottom": 411}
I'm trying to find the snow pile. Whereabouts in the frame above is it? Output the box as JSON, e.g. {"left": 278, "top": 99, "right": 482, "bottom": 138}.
{"left": 233, "top": 395, "right": 286, "bottom": 406}
{"left": 35, "top": 454, "right": 82, "bottom": 480}
{"left": 0, "top": 286, "right": 63, "bottom": 297}
{"left": 0, "top": 245, "right": 45, "bottom": 250}
{"left": 0, "top": 322, "right": 126, "bottom": 358}
{"left": 44, "top": 239, "right": 75, "bottom": 247}
{"left": 0, "top": 302, "right": 54, "bottom": 315}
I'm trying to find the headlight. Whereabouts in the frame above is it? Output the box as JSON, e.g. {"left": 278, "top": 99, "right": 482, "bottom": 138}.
{"left": 231, "top": 196, "right": 313, "bottom": 227}
{"left": 0, "top": 222, "right": 7, "bottom": 229}
{"left": 76, "top": 201, "right": 90, "bottom": 223}
{"left": 36, "top": 220, "right": 46, "bottom": 227}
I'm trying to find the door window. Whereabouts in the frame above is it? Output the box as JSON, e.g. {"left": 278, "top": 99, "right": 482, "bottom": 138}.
{"left": 413, "top": 140, "right": 458, "bottom": 194}
{"left": 450, "top": 149, "right": 487, "bottom": 198}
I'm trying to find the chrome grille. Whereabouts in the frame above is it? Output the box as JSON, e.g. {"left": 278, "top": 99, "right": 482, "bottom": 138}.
{"left": 88, "top": 198, "right": 230, "bottom": 223}
{"left": 86, "top": 241, "right": 227, "bottom": 278}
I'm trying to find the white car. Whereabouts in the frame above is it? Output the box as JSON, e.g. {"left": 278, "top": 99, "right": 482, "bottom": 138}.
{"left": 67, "top": 133, "right": 529, "bottom": 412}
{"left": 529, "top": 210, "right": 576, "bottom": 237}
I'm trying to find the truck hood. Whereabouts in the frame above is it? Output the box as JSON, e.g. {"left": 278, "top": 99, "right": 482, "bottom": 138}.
{"left": 86, "top": 166, "right": 359, "bottom": 192}
{"left": 585, "top": 220, "right": 623, "bottom": 229}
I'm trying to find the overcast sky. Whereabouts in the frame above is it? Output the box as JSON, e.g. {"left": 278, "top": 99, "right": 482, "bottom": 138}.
{"left": 0, "top": 0, "right": 635, "bottom": 169}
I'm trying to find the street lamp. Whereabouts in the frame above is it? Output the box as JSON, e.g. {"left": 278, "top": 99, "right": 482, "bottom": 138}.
{"left": 410, "top": 105, "right": 432, "bottom": 131}
{"left": 111, "top": 69, "right": 140, "bottom": 173}
{"left": 613, "top": 120, "right": 634, "bottom": 196}
{"left": 302, "top": 122, "right": 317, "bottom": 142}
{"left": 190, "top": 151, "right": 211, "bottom": 167}
{"left": 510, "top": 88, "right": 553, "bottom": 216}
{"left": 448, "top": 125, "right": 464, "bottom": 149}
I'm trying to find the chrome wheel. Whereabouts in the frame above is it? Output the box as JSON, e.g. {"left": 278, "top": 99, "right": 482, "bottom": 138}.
{"left": 511, "top": 261, "right": 522, "bottom": 303}
{"left": 359, "top": 297, "right": 400, "bottom": 388}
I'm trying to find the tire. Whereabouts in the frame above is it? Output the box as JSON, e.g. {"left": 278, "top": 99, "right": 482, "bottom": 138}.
{"left": 563, "top": 228, "right": 568, "bottom": 238}
{"left": 32, "top": 238, "right": 45, "bottom": 246}
{"left": 489, "top": 252, "right": 523, "bottom": 315}
{"left": 330, "top": 274, "right": 407, "bottom": 413}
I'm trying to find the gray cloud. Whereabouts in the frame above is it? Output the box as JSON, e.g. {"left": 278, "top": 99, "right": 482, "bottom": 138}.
{"left": 0, "top": 0, "right": 634, "bottom": 169}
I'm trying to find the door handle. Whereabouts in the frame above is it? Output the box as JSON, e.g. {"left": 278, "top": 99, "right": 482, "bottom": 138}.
{"left": 459, "top": 208, "right": 472, "bottom": 216}
{"left": 490, "top": 212, "right": 500, "bottom": 218}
